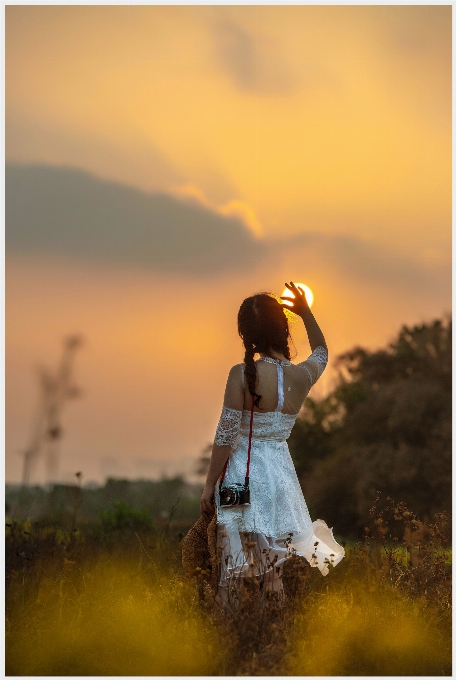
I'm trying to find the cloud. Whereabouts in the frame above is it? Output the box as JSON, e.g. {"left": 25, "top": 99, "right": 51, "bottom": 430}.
{"left": 6, "top": 163, "right": 265, "bottom": 276}
{"left": 214, "top": 20, "right": 296, "bottom": 95}
{"left": 275, "top": 231, "right": 450, "bottom": 295}
{"left": 6, "top": 163, "right": 450, "bottom": 298}
{"left": 169, "top": 183, "right": 263, "bottom": 237}
{"left": 376, "top": 5, "right": 451, "bottom": 57}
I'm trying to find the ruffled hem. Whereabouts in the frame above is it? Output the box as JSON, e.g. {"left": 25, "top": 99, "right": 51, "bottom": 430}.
{"left": 300, "top": 518, "right": 345, "bottom": 576}
{"left": 216, "top": 518, "right": 344, "bottom": 582}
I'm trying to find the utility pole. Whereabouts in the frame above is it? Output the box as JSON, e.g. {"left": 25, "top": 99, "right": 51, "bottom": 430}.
{"left": 21, "top": 334, "right": 84, "bottom": 487}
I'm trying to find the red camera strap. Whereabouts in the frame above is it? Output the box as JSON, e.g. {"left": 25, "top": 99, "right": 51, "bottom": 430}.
{"left": 219, "top": 395, "right": 255, "bottom": 483}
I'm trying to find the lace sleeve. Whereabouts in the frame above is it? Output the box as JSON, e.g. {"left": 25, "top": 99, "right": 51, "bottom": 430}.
{"left": 214, "top": 407, "right": 242, "bottom": 447}
{"left": 298, "top": 345, "right": 328, "bottom": 386}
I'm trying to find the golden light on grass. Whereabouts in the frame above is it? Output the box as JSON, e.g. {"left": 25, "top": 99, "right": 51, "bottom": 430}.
{"left": 289, "top": 581, "right": 451, "bottom": 676}
{"left": 281, "top": 283, "right": 314, "bottom": 309}
{"left": 5, "top": 514, "right": 451, "bottom": 676}
{"left": 6, "top": 555, "right": 224, "bottom": 676}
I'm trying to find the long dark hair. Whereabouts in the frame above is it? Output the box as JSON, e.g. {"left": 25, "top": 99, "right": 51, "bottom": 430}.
{"left": 238, "top": 293, "right": 292, "bottom": 408}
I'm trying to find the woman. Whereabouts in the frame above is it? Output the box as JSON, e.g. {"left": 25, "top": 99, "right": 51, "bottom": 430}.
{"left": 200, "top": 282, "right": 344, "bottom": 609}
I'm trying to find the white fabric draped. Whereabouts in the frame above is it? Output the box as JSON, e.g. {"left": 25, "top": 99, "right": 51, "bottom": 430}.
{"left": 213, "top": 347, "right": 345, "bottom": 603}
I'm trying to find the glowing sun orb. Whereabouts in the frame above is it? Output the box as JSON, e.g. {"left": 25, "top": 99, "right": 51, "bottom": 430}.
{"left": 281, "top": 283, "right": 314, "bottom": 309}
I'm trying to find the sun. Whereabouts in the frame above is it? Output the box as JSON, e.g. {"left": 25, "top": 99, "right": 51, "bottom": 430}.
{"left": 281, "top": 282, "right": 314, "bottom": 309}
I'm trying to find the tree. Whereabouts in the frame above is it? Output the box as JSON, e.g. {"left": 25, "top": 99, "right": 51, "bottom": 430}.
{"left": 289, "top": 317, "right": 451, "bottom": 537}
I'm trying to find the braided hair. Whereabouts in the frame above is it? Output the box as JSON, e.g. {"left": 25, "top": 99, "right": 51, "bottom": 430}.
{"left": 237, "top": 293, "right": 292, "bottom": 408}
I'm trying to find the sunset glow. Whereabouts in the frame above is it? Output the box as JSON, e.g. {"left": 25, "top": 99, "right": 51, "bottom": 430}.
{"left": 281, "top": 284, "right": 314, "bottom": 309}
{"left": 5, "top": 6, "right": 451, "bottom": 484}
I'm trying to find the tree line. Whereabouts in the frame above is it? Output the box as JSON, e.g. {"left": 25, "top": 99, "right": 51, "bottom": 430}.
{"left": 288, "top": 316, "right": 451, "bottom": 537}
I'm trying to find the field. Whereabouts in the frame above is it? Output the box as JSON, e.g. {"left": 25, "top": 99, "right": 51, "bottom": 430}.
{"left": 5, "top": 494, "right": 452, "bottom": 676}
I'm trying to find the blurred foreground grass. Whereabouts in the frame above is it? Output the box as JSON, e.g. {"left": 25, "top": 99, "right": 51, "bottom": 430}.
{"left": 5, "top": 499, "right": 452, "bottom": 676}
{"left": 6, "top": 523, "right": 223, "bottom": 676}
{"left": 289, "top": 571, "right": 450, "bottom": 676}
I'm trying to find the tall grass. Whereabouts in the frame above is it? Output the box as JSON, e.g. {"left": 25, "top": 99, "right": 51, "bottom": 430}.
{"left": 289, "top": 579, "right": 450, "bottom": 676}
{"left": 6, "top": 524, "right": 224, "bottom": 676}
{"left": 5, "top": 496, "right": 452, "bottom": 676}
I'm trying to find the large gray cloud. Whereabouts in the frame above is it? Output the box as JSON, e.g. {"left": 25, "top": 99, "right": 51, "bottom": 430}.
{"left": 6, "top": 163, "right": 450, "bottom": 299}
{"left": 6, "top": 163, "right": 264, "bottom": 275}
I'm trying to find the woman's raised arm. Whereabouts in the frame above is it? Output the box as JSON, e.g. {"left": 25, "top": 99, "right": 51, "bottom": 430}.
{"left": 281, "top": 281, "right": 327, "bottom": 353}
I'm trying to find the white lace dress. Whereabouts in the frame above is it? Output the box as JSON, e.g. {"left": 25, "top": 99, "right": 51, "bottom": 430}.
{"left": 213, "top": 347, "right": 345, "bottom": 601}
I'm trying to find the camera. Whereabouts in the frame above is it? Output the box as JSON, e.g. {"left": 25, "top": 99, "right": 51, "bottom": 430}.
{"left": 219, "top": 482, "right": 250, "bottom": 507}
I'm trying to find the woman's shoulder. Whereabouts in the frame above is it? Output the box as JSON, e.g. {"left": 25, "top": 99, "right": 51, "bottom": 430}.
{"left": 225, "top": 363, "right": 245, "bottom": 384}
{"left": 227, "top": 362, "right": 245, "bottom": 374}
{"left": 223, "top": 363, "right": 246, "bottom": 409}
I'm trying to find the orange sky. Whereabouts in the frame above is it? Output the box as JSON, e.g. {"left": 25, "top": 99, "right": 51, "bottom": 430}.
{"left": 5, "top": 5, "right": 451, "bottom": 484}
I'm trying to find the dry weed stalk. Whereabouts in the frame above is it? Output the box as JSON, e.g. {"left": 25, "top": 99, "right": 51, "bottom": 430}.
{"left": 354, "top": 492, "right": 452, "bottom": 617}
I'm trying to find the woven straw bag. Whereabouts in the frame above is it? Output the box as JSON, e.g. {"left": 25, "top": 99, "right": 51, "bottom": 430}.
{"left": 182, "top": 512, "right": 218, "bottom": 596}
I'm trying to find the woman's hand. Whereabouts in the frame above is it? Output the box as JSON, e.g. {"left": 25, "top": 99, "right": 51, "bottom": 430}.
{"left": 280, "top": 281, "right": 311, "bottom": 317}
{"left": 200, "top": 485, "right": 215, "bottom": 522}
{"left": 281, "top": 280, "right": 327, "bottom": 352}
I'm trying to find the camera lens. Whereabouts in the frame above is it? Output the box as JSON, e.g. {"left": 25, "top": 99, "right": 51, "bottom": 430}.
{"left": 221, "top": 486, "right": 239, "bottom": 506}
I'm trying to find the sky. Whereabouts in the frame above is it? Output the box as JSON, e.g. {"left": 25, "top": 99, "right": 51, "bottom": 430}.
{"left": 5, "top": 5, "right": 451, "bottom": 485}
